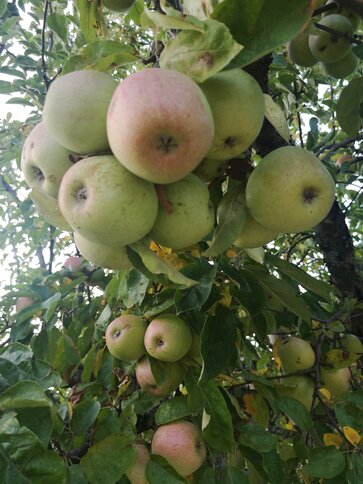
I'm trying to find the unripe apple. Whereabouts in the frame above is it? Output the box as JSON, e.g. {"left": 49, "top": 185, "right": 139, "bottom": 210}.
{"left": 245, "top": 146, "right": 335, "bottom": 233}
{"left": 193, "top": 157, "right": 228, "bottom": 181}
{"left": 144, "top": 314, "right": 192, "bottom": 362}
{"left": 74, "top": 232, "right": 131, "bottom": 270}
{"left": 320, "top": 367, "right": 351, "bottom": 398}
{"left": 322, "top": 50, "right": 358, "bottom": 78}
{"left": 30, "top": 189, "right": 72, "bottom": 231}
{"left": 125, "top": 443, "right": 150, "bottom": 484}
{"left": 21, "top": 122, "right": 73, "bottom": 199}
{"left": 102, "top": 0, "right": 135, "bottom": 12}
{"left": 277, "top": 337, "right": 316, "bottom": 373}
{"left": 322, "top": 0, "right": 361, "bottom": 31}
{"left": 63, "top": 255, "right": 83, "bottom": 272}
{"left": 43, "top": 70, "right": 117, "bottom": 154}
{"left": 149, "top": 174, "right": 215, "bottom": 250}
{"left": 58, "top": 155, "right": 158, "bottom": 246}
{"left": 287, "top": 33, "right": 318, "bottom": 67}
{"left": 340, "top": 334, "right": 363, "bottom": 361}
{"left": 107, "top": 68, "right": 214, "bottom": 184}
{"left": 275, "top": 376, "right": 315, "bottom": 411}
{"left": 106, "top": 315, "right": 148, "bottom": 361}
{"left": 135, "top": 357, "right": 185, "bottom": 397}
{"left": 15, "top": 296, "right": 34, "bottom": 314}
{"left": 308, "top": 14, "right": 354, "bottom": 63}
{"left": 151, "top": 420, "right": 206, "bottom": 477}
{"left": 199, "top": 69, "right": 265, "bottom": 161}
{"left": 233, "top": 212, "right": 279, "bottom": 249}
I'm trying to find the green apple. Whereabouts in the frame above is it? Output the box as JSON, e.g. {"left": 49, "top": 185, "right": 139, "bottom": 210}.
{"left": 275, "top": 376, "right": 315, "bottom": 411}
{"left": 63, "top": 255, "right": 84, "bottom": 272}
{"left": 58, "top": 155, "right": 158, "bottom": 246}
{"left": 135, "top": 357, "right": 185, "bottom": 397}
{"left": 125, "top": 443, "right": 149, "bottom": 484}
{"left": 15, "top": 296, "right": 34, "bottom": 314}
{"left": 308, "top": 14, "right": 354, "bottom": 63}
{"left": 287, "top": 33, "right": 318, "bottom": 67}
{"left": 199, "top": 69, "right": 265, "bottom": 161}
{"left": 106, "top": 315, "right": 148, "bottom": 361}
{"left": 30, "top": 189, "right": 72, "bottom": 231}
{"left": 277, "top": 337, "right": 315, "bottom": 373}
{"left": 21, "top": 122, "right": 73, "bottom": 199}
{"left": 322, "top": 0, "right": 361, "bottom": 31}
{"left": 322, "top": 50, "right": 358, "bottom": 78}
{"left": 149, "top": 174, "right": 215, "bottom": 250}
{"left": 233, "top": 211, "right": 279, "bottom": 249}
{"left": 340, "top": 334, "right": 363, "bottom": 361}
{"left": 151, "top": 420, "right": 206, "bottom": 477}
{"left": 245, "top": 146, "right": 335, "bottom": 233}
{"left": 144, "top": 313, "right": 192, "bottom": 362}
{"left": 107, "top": 68, "right": 214, "bottom": 184}
{"left": 102, "top": 0, "right": 135, "bottom": 12}
{"left": 43, "top": 70, "right": 117, "bottom": 154}
{"left": 320, "top": 367, "right": 351, "bottom": 398}
{"left": 193, "top": 157, "right": 228, "bottom": 181}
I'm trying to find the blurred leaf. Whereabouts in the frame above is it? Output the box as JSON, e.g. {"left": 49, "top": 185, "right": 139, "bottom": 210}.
{"left": 238, "top": 421, "right": 277, "bottom": 453}
{"left": 71, "top": 400, "right": 101, "bottom": 436}
{"left": 155, "top": 396, "right": 192, "bottom": 426}
{"left": 0, "top": 381, "right": 51, "bottom": 409}
{"left": 175, "top": 262, "right": 216, "bottom": 313}
{"left": 303, "top": 447, "right": 345, "bottom": 479}
{"left": 0, "top": 0, "right": 8, "bottom": 17}
{"left": 146, "top": 455, "right": 186, "bottom": 484}
{"left": 243, "top": 394, "right": 269, "bottom": 427}
{"left": 219, "top": 467, "right": 249, "bottom": 483}
{"left": 142, "top": 6, "right": 205, "bottom": 32}
{"left": 16, "top": 407, "right": 52, "bottom": 447}
{"left": 262, "top": 450, "right": 284, "bottom": 483}
{"left": 245, "top": 247, "right": 265, "bottom": 265}
{"left": 52, "top": 334, "right": 80, "bottom": 376}
{"left": 347, "top": 454, "right": 363, "bottom": 484}
{"left": 336, "top": 77, "right": 363, "bottom": 137}
{"left": 75, "top": 0, "right": 107, "bottom": 42}
{"left": 323, "top": 433, "right": 344, "bottom": 449}
{"left": 67, "top": 465, "right": 89, "bottom": 484}
{"left": 321, "top": 349, "right": 357, "bottom": 370}
{"left": 118, "top": 268, "right": 149, "bottom": 308}
{"left": 47, "top": 12, "right": 68, "bottom": 43}
{"left": 264, "top": 94, "right": 289, "bottom": 141}
{"left": 277, "top": 396, "right": 312, "bottom": 431}
{"left": 42, "top": 292, "right": 61, "bottom": 322}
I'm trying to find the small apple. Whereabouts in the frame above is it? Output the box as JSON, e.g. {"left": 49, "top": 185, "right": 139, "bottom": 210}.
{"left": 323, "top": 50, "right": 358, "bottom": 78}
{"left": 275, "top": 376, "right": 315, "bottom": 411}
{"left": 58, "top": 155, "right": 158, "bottom": 246}
{"left": 322, "top": 0, "right": 361, "bottom": 31}
{"left": 15, "top": 296, "right": 34, "bottom": 314}
{"left": 151, "top": 420, "right": 207, "bottom": 477}
{"left": 107, "top": 68, "right": 214, "bottom": 184}
{"left": 63, "top": 255, "right": 83, "bottom": 272}
{"left": 106, "top": 315, "right": 148, "bottom": 361}
{"left": 102, "top": 0, "right": 135, "bottom": 12}
{"left": 135, "top": 357, "right": 185, "bottom": 397}
{"left": 320, "top": 367, "right": 351, "bottom": 398}
{"left": 277, "top": 337, "right": 316, "bottom": 374}
{"left": 144, "top": 314, "right": 192, "bottom": 363}
{"left": 193, "top": 157, "right": 228, "bottom": 181}
{"left": 287, "top": 33, "right": 318, "bottom": 67}
{"left": 30, "top": 189, "right": 72, "bottom": 231}
{"left": 340, "top": 334, "right": 363, "bottom": 361}
{"left": 245, "top": 146, "right": 335, "bottom": 233}
{"left": 233, "top": 211, "right": 279, "bottom": 249}
{"left": 125, "top": 443, "right": 150, "bottom": 484}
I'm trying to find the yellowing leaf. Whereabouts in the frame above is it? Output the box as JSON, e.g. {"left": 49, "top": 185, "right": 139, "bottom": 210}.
{"left": 273, "top": 339, "right": 282, "bottom": 370}
{"left": 285, "top": 419, "right": 294, "bottom": 430}
{"left": 323, "top": 433, "right": 343, "bottom": 448}
{"left": 243, "top": 394, "right": 257, "bottom": 416}
{"left": 219, "top": 286, "right": 232, "bottom": 308}
{"left": 343, "top": 426, "right": 361, "bottom": 446}
{"left": 150, "top": 241, "right": 187, "bottom": 271}
{"left": 319, "top": 387, "right": 332, "bottom": 401}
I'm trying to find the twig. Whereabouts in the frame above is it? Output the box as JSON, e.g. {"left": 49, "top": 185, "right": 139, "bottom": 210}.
{"left": 314, "top": 22, "right": 361, "bottom": 44}
{"left": 41, "top": 1, "right": 51, "bottom": 90}
{"left": 286, "top": 234, "right": 313, "bottom": 260}
{"left": 315, "top": 133, "right": 363, "bottom": 157}
{"left": 293, "top": 81, "right": 304, "bottom": 148}
{"left": 0, "top": 175, "right": 21, "bottom": 206}
{"left": 312, "top": 1, "right": 338, "bottom": 16}
{"left": 344, "top": 186, "right": 363, "bottom": 214}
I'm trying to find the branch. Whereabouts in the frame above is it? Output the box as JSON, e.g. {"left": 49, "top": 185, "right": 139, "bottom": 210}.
{"left": 314, "top": 22, "right": 361, "bottom": 45}
{"left": 0, "top": 175, "right": 21, "bottom": 207}
{"left": 41, "top": 1, "right": 51, "bottom": 90}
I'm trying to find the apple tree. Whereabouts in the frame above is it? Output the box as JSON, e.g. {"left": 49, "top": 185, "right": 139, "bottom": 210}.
{"left": 0, "top": 0, "right": 362, "bottom": 482}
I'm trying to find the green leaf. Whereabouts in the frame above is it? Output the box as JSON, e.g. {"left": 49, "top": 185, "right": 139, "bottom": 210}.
{"left": 336, "top": 77, "right": 363, "bottom": 137}
{"left": 347, "top": 454, "right": 363, "bottom": 484}
{"left": 52, "top": 334, "right": 80, "bottom": 375}
{"left": 47, "top": 12, "right": 68, "bottom": 43}
{"left": 142, "top": 6, "right": 205, "bottom": 32}
{"left": 75, "top": 0, "right": 107, "bottom": 42}
{"left": 67, "top": 465, "right": 89, "bottom": 484}
{"left": 0, "top": 381, "right": 51, "bottom": 409}
{"left": 0, "top": 80, "right": 16, "bottom": 94}
{"left": 159, "top": 18, "right": 242, "bottom": 83}
{"left": 204, "top": 185, "right": 247, "bottom": 257}
{"left": 118, "top": 268, "right": 149, "bottom": 308}
{"left": 42, "top": 292, "right": 62, "bottom": 322}
{"left": 146, "top": 455, "right": 186, "bottom": 484}
{"left": 175, "top": 262, "right": 216, "bottom": 313}
{"left": 303, "top": 447, "right": 345, "bottom": 479}
{"left": 71, "top": 400, "right": 101, "bottom": 436}
{"left": 277, "top": 396, "right": 312, "bottom": 431}
{"left": 16, "top": 407, "right": 52, "bottom": 447}
{"left": 244, "top": 247, "right": 265, "bottom": 265}
{"left": 238, "top": 421, "right": 277, "bottom": 453}
{"left": 264, "top": 94, "right": 290, "bottom": 142}
{"left": 219, "top": 467, "right": 249, "bottom": 483}
{"left": 212, "top": 0, "right": 315, "bottom": 67}
{"left": 155, "top": 396, "right": 192, "bottom": 426}
{"left": 0, "top": 0, "right": 8, "bottom": 17}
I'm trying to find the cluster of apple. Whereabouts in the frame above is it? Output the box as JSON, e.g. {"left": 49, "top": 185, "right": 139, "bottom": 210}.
{"left": 287, "top": 2, "right": 361, "bottom": 79}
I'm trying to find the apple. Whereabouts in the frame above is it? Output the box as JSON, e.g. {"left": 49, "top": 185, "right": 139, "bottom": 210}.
{"left": 144, "top": 313, "right": 192, "bottom": 362}
{"left": 193, "top": 157, "right": 228, "bottom": 181}
{"left": 340, "top": 334, "right": 363, "bottom": 361}
{"left": 287, "top": 33, "right": 318, "bottom": 67}
{"left": 15, "top": 296, "right": 34, "bottom": 314}
{"left": 125, "top": 443, "right": 149, "bottom": 484}
{"left": 322, "top": 50, "right": 358, "bottom": 78}
{"left": 102, "top": 0, "right": 135, "bottom": 12}
{"left": 322, "top": 0, "right": 361, "bottom": 31}
{"left": 29, "top": 189, "right": 72, "bottom": 231}
{"left": 106, "top": 315, "right": 148, "bottom": 361}
{"left": 21, "top": 122, "right": 73, "bottom": 199}
{"left": 43, "top": 70, "right": 117, "bottom": 154}
{"left": 308, "top": 14, "right": 354, "bottom": 63}
{"left": 199, "top": 69, "right": 265, "bottom": 161}
{"left": 320, "top": 367, "right": 351, "bottom": 398}
{"left": 135, "top": 357, "right": 185, "bottom": 397}
{"left": 275, "top": 376, "right": 315, "bottom": 411}
{"left": 63, "top": 255, "right": 83, "bottom": 272}
{"left": 149, "top": 174, "right": 215, "bottom": 250}
{"left": 151, "top": 420, "right": 207, "bottom": 477}
{"left": 107, "top": 68, "right": 214, "bottom": 184}
{"left": 58, "top": 155, "right": 158, "bottom": 246}
{"left": 233, "top": 211, "right": 279, "bottom": 249}
{"left": 245, "top": 146, "right": 335, "bottom": 233}
{"left": 74, "top": 232, "right": 131, "bottom": 270}
{"left": 277, "top": 337, "right": 315, "bottom": 373}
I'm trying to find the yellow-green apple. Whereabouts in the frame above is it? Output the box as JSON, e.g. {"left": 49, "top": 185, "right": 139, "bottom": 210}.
{"left": 102, "top": 0, "right": 135, "bottom": 12}
{"left": 199, "top": 69, "right": 265, "bottom": 161}
{"left": 245, "top": 146, "right": 335, "bottom": 233}
{"left": 151, "top": 420, "right": 206, "bottom": 477}
{"left": 193, "top": 157, "right": 228, "bottom": 181}
{"left": 106, "top": 315, "right": 148, "bottom": 361}
{"left": 320, "top": 367, "right": 351, "bottom": 397}
{"left": 107, "top": 68, "right": 214, "bottom": 184}
{"left": 74, "top": 232, "right": 131, "bottom": 270}
{"left": 58, "top": 155, "right": 158, "bottom": 246}
{"left": 277, "top": 337, "right": 316, "bottom": 373}
{"left": 322, "top": 50, "right": 358, "bottom": 78}
{"left": 15, "top": 296, "right": 34, "bottom": 313}
{"left": 233, "top": 211, "right": 279, "bottom": 249}
{"left": 125, "top": 443, "right": 149, "bottom": 484}
{"left": 287, "top": 33, "right": 318, "bottom": 67}
{"left": 149, "top": 174, "right": 215, "bottom": 250}
{"left": 21, "top": 122, "right": 73, "bottom": 199}
{"left": 30, "top": 189, "right": 71, "bottom": 231}
{"left": 135, "top": 357, "right": 185, "bottom": 397}
{"left": 340, "top": 334, "right": 363, "bottom": 361}
{"left": 43, "top": 70, "right": 117, "bottom": 153}
{"left": 275, "top": 376, "right": 315, "bottom": 411}
{"left": 144, "top": 314, "right": 192, "bottom": 362}
{"left": 308, "top": 14, "right": 354, "bottom": 63}
{"left": 63, "top": 255, "right": 83, "bottom": 272}
{"left": 322, "top": 0, "right": 361, "bottom": 31}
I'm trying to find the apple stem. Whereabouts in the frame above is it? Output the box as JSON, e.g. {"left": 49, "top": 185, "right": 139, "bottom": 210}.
{"left": 155, "top": 185, "right": 173, "bottom": 214}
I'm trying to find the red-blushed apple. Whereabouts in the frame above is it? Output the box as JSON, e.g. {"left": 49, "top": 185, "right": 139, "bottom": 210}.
{"left": 58, "top": 155, "right": 158, "bottom": 246}
{"left": 63, "top": 255, "right": 83, "bottom": 272}
{"left": 102, "top": 0, "right": 135, "bottom": 12}
{"left": 287, "top": 33, "right": 318, "bottom": 67}
{"left": 151, "top": 420, "right": 207, "bottom": 477}
{"left": 43, "top": 70, "right": 117, "bottom": 154}
{"left": 275, "top": 376, "right": 315, "bottom": 411}
{"left": 107, "top": 68, "right": 214, "bottom": 184}
{"left": 15, "top": 296, "right": 34, "bottom": 314}
{"left": 30, "top": 189, "right": 72, "bottom": 232}
{"left": 105, "top": 315, "right": 148, "bottom": 361}
{"left": 340, "top": 334, "right": 363, "bottom": 361}
{"left": 277, "top": 337, "right": 316, "bottom": 374}
{"left": 135, "top": 357, "right": 185, "bottom": 397}
{"left": 320, "top": 367, "right": 351, "bottom": 398}
{"left": 125, "top": 443, "right": 150, "bottom": 484}
{"left": 144, "top": 314, "right": 192, "bottom": 362}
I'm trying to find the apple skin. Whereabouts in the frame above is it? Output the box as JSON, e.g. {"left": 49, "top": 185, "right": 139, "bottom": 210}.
{"left": 144, "top": 313, "right": 192, "bottom": 363}
{"left": 287, "top": 33, "right": 318, "bottom": 67}
{"left": 135, "top": 357, "right": 185, "bottom": 397}
{"left": 15, "top": 296, "right": 34, "bottom": 314}
{"left": 21, "top": 122, "right": 73, "bottom": 199}
{"left": 320, "top": 367, "right": 351, "bottom": 398}
{"left": 151, "top": 420, "right": 207, "bottom": 477}
{"left": 323, "top": 50, "right": 358, "bottom": 78}
{"left": 106, "top": 315, "right": 148, "bottom": 361}
{"left": 277, "top": 337, "right": 315, "bottom": 373}
{"left": 58, "top": 155, "right": 158, "bottom": 246}
{"left": 308, "top": 14, "right": 354, "bottom": 63}
{"left": 30, "top": 189, "right": 72, "bottom": 231}
{"left": 199, "top": 69, "right": 265, "bottom": 161}
{"left": 233, "top": 212, "right": 279, "bottom": 249}
{"left": 43, "top": 70, "right": 117, "bottom": 154}
{"left": 107, "top": 68, "right": 214, "bottom": 184}
{"left": 340, "top": 334, "right": 363, "bottom": 361}
{"left": 322, "top": 0, "right": 361, "bottom": 31}
{"left": 275, "top": 376, "right": 315, "bottom": 411}
{"left": 245, "top": 146, "right": 335, "bottom": 233}
{"left": 63, "top": 255, "right": 83, "bottom": 272}
{"left": 149, "top": 174, "right": 215, "bottom": 250}
{"left": 102, "top": 0, "right": 135, "bottom": 12}
{"left": 125, "top": 444, "right": 150, "bottom": 484}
